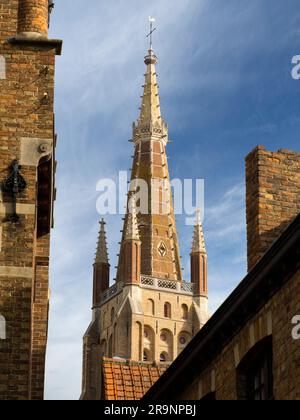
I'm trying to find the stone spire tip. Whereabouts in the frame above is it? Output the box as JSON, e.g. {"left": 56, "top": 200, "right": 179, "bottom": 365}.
{"left": 95, "top": 218, "right": 109, "bottom": 264}
{"left": 192, "top": 209, "right": 206, "bottom": 254}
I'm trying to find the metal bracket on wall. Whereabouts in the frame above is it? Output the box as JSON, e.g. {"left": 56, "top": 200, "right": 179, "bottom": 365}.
{"left": 2, "top": 160, "right": 27, "bottom": 222}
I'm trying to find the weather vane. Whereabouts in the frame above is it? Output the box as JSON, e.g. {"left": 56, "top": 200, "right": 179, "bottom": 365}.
{"left": 147, "top": 16, "right": 156, "bottom": 50}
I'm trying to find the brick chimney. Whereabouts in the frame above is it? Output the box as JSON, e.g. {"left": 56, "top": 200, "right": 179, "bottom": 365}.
{"left": 18, "top": 0, "right": 49, "bottom": 37}
{"left": 246, "top": 146, "right": 300, "bottom": 271}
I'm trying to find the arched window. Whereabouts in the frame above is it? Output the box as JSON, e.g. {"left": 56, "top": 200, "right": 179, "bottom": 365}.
{"left": 108, "top": 335, "right": 113, "bottom": 358}
{"left": 160, "top": 352, "right": 168, "bottom": 362}
{"left": 164, "top": 302, "right": 171, "bottom": 318}
{"left": 136, "top": 321, "right": 143, "bottom": 361}
{"left": 178, "top": 331, "right": 191, "bottom": 355}
{"left": 143, "top": 349, "right": 150, "bottom": 362}
{"left": 160, "top": 329, "right": 173, "bottom": 361}
{"left": 113, "top": 324, "right": 117, "bottom": 354}
{"left": 237, "top": 336, "right": 273, "bottom": 400}
{"left": 111, "top": 307, "right": 115, "bottom": 323}
{"left": 103, "top": 311, "right": 107, "bottom": 328}
{"left": 181, "top": 304, "right": 188, "bottom": 320}
{"left": 144, "top": 325, "right": 155, "bottom": 362}
{"left": 147, "top": 299, "right": 155, "bottom": 316}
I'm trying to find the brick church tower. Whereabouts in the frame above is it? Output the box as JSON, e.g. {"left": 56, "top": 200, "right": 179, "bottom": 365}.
{"left": 81, "top": 46, "right": 209, "bottom": 400}
{"left": 0, "top": 1, "right": 61, "bottom": 400}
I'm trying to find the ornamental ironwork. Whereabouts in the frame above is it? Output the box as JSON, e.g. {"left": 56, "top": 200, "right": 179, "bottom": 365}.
{"left": 2, "top": 160, "right": 27, "bottom": 222}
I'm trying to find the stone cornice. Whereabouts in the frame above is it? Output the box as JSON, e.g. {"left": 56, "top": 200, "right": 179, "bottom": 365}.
{"left": 8, "top": 36, "right": 63, "bottom": 55}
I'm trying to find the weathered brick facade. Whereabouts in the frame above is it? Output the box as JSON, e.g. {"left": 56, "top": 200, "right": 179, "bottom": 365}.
{"left": 179, "top": 267, "right": 300, "bottom": 400}
{"left": 246, "top": 146, "right": 300, "bottom": 271}
{"left": 0, "top": 0, "right": 61, "bottom": 400}
{"left": 144, "top": 212, "right": 300, "bottom": 401}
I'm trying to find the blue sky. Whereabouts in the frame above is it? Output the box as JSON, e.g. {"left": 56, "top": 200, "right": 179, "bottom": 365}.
{"left": 45, "top": 0, "right": 300, "bottom": 400}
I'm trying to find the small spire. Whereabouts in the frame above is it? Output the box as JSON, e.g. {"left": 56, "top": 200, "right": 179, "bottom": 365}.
{"left": 137, "top": 48, "right": 160, "bottom": 126}
{"left": 137, "top": 18, "right": 161, "bottom": 127}
{"left": 95, "top": 219, "right": 109, "bottom": 264}
{"left": 133, "top": 18, "right": 169, "bottom": 146}
{"left": 125, "top": 197, "right": 140, "bottom": 241}
{"left": 191, "top": 210, "right": 206, "bottom": 254}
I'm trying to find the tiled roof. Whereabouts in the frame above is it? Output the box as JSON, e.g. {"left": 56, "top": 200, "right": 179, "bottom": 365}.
{"left": 102, "top": 358, "right": 169, "bottom": 400}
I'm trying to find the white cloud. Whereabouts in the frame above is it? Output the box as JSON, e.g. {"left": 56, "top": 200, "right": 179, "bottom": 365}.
{"left": 205, "top": 182, "right": 246, "bottom": 246}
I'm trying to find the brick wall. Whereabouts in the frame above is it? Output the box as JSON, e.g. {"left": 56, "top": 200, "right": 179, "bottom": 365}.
{"left": 0, "top": 1, "right": 19, "bottom": 40}
{"left": 181, "top": 267, "right": 300, "bottom": 400}
{"left": 246, "top": 146, "right": 300, "bottom": 271}
{"left": 0, "top": 0, "right": 61, "bottom": 400}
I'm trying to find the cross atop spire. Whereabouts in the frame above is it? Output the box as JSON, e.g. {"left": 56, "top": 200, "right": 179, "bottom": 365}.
{"left": 147, "top": 16, "right": 156, "bottom": 50}
{"left": 95, "top": 219, "right": 109, "bottom": 264}
{"left": 132, "top": 17, "right": 169, "bottom": 144}
{"left": 124, "top": 196, "right": 140, "bottom": 241}
{"left": 191, "top": 210, "right": 207, "bottom": 254}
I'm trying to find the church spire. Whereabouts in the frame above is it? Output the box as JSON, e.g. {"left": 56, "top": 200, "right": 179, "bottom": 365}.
{"left": 191, "top": 210, "right": 207, "bottom": 254}
{"left": 95, "top": 219, "right": 109, "bottom": 264}
{"left": 81, "top": 25, "right": 210, "bottom": 400}
{"left": 116, "top": 24, "right": 182, "bottom": 283}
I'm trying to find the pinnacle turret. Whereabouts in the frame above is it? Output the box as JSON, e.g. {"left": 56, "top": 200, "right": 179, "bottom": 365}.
{"left": 95, "top": 219, "right": 109, "bottom": 264}
{"left": 191, "top": 210, "right": 206, "bottom": 254}
{"left": 124, "top": 197, "right": 140, "bottom": 242}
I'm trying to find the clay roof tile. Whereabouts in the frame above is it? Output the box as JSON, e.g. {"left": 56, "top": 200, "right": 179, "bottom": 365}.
{"left": 102, "top": 358, "right": 169, "bottom": 400}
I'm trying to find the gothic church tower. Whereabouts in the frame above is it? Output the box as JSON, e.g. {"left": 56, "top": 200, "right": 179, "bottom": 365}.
{"left": 81, "top": 46, "right": 209, "bottom": 400}
{"left": 0, "top": 0, "right": 61, "bottom": 400}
